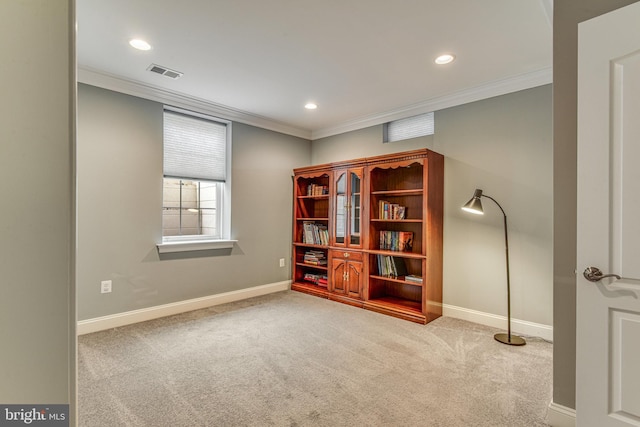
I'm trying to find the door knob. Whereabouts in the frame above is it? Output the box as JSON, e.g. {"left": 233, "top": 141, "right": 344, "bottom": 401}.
{"left": 583, "top": 266, "right": 621, "bottom": 282}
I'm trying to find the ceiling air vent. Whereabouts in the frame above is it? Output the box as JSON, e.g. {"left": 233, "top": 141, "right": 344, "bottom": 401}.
{"left": 147, "top": 64, "right": 183, "bottom": 79}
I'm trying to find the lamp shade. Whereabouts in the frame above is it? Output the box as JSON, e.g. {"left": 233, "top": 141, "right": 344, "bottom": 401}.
{"left": 462, "top": 189, "right": 484, "bottom": 215}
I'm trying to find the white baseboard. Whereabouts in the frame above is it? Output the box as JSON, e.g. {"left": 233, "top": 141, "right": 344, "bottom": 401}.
{"left": 546, "top": 402, "right": 576, "bottom": 427}
{"left": 78, "top": 286, "right": 553, "bottom": 340}
{"left": 77, "top": 281, "right": 291, "bottom": 335}
{"left": 442, "top": 304, "right": 553, "bottom": 341}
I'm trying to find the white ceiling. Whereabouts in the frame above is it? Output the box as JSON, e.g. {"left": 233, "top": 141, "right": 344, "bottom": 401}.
{"left": 76, "top": 0, "right": 552, "bottom": 140}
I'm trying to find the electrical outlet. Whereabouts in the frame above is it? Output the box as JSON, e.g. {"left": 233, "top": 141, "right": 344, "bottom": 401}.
{"left": 101, "top": 280, "right": 112, "bottom": 294}
{"left": 279, "top": 258, "right": 285, "bottom": 268}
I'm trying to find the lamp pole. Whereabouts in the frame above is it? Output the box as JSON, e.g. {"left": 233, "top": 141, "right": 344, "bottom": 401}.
{"left": 462, "top": 189, "right": 525, "bottom": 346}
{"left": 481, "top": 195, "right": 523, "bottom": 345}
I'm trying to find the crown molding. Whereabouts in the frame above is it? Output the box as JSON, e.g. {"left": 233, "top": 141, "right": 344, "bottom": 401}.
{"left": 310, "top": 67, "right": 553, "bottom": 140}
{"left": 78, "top": 65, "right": 552, "bottom": 141}
{"left": 77, "top": 67, "right": 312, "bottom": 140}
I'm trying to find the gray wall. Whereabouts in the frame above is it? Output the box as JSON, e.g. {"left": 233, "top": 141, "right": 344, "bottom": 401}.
{"left": 0, "top": 0, "right": 75, "bottom": 413}
{"left": 77, "top": 84, "right": 310, "bottom": 320}
{"left": 313, "top": 86, "right": 553, "bottom": 327}
{"left": 552, "top": 0, "right": 640, "bottom": 410}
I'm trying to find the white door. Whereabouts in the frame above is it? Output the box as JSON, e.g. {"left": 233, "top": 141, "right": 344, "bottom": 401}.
{"left": 577, "top": 3, "right": 640, "bottom": 426}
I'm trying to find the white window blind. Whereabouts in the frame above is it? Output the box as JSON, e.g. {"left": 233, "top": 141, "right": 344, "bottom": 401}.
{"left": 384, "top": 112, "right": 434, "bottom": 143}
{"left": 163, "top": 109, "right": 227, "bottom": 182}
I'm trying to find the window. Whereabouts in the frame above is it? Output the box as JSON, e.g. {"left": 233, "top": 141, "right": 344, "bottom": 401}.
{"left": 160, "top": 107, "right": 232, "bottom": 250}
{"left": 383, "top": 112, "right": 434, "bottom": 143}
{"left": 162, "top": 178, "right": 221, "bottom": 237}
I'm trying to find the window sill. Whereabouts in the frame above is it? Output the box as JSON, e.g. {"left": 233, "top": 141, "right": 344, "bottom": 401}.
{"left": 156, "top": 239, "right": 237, "bottom": 254}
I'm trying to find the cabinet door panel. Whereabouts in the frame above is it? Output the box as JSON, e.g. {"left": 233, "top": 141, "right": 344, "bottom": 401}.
{"left": 330, "top": 258, "right": 347, "bottom": 294}
{"left": 346, "top": 260, "right": 363, "bottom": 299}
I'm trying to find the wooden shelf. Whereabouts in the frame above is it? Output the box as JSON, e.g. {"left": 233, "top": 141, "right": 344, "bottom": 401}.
{"left": 291, "top": 282, "right": 330, "bottom": 298}
{"left": 366, "top": 296, "right": 421, "bottom": 311}
{"left": 298, "top": 194, "right": 329, "bottom": 199}
{"left": 370, "top": 219, "right": 422, "bottom": 223}
{"left": 371, "top": 189, "right": 423, "bottom": 196}
{"left": 296, "top": 262, "right": 328, "bottom": 271}
{"left": 363, "top": 297, "right": 425, "bottom": 324}
{"left": 369, "top": 274, "right": 423, "bottom": 287}
{"left": 296, "top": 217, "right": 329, "bottom": 221}
{"left": 293, "top": 242, "right": 328, "bottom": 249}
{"left": 366, "top": 249, "right": 426, "bottom": 259}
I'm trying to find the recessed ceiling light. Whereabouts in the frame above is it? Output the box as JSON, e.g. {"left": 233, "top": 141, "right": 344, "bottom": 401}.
{"left": 305, "top": 103, "right": 318, "bottom": 110}
{"left": 435, "top": 54, "right": 456, "bottom": 65}
{"left": 129, "top": 39, "right": 151, "bottom": 51}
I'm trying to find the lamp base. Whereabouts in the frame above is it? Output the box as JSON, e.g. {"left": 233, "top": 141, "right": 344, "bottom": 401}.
{"left": 494, "top": 333, "right": 526, "bottom": 346}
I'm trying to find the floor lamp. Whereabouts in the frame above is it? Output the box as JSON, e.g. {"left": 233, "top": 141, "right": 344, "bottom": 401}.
{"left": 462, "top": 189, "right": 526, "bottom": 346}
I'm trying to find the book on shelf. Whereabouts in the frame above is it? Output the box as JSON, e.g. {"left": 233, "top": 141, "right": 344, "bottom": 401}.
{"left": 378, "top": 201, "right": 406, "bottom": 220}
{"left": 302, "top": 221, "right": 329, "bottom": 245}
{"left": 379, "top": 230, "right": 413, "bottom": 252}
{"left": 405, "top": 275, "right": 423, "bottom": 284}
{"left": 376, "top": 255, "right": 408, "bottom": 278}
{"left": 303, "top": 250, "right": 327, "bottom": 265}
{"left": 306, "top": 183, "right": 328, "bottom": 196}
{"left": 303, "top": 272, "right": 328, "bottom": 286}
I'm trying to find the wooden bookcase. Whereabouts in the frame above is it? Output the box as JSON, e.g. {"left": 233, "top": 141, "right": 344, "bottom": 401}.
{"left": 292, "top": 149, "right": 443, "bottom": 324}
{"left": 292, "top": 169, "right": 331, "bottom": 297}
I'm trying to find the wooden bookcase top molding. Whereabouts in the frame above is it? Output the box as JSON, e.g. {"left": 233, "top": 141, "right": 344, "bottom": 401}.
{"left": 292, "top": 148, "right": 444, "bottom": 324}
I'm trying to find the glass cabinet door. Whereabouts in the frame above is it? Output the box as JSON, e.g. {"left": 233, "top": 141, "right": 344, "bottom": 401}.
{"left": 335, "top": 172, "right": 346, "bottom": 245}
{"left": 333, "top": 168, "right": 363, "bottom": 248}
{"left": 350, "top": 171, "right": 361, "bottom": 245}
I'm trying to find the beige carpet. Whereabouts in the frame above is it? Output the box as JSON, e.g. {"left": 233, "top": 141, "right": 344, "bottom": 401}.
{"left": 78, "top": 291, "right": 552, "bottom": 426}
